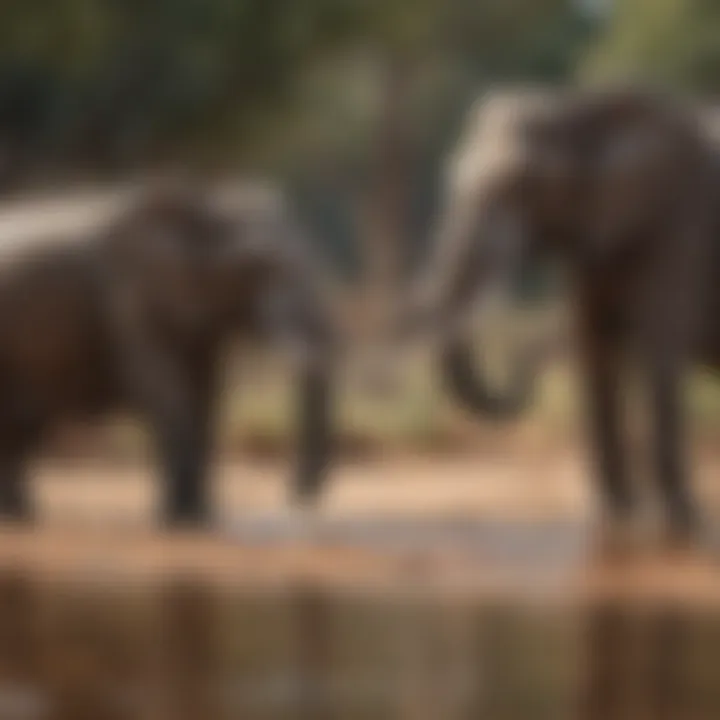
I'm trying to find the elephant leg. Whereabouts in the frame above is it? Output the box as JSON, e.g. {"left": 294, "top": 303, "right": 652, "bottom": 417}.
{"left": 644, "top": 344, "right": 695, "bottom": 537}
{"left": 122, "top": 342, "right": 216, "bottom": 528}
{"left": 292, "top": 364, "right": 334, "bottom": 506}
{"left": 156, "top": 420, "right": 210, "bottom": 527}
{"left": 577, "top": 312, "right": 634, "bottom": 522}
{"left": 0, "top": 454, "right": 31, "bottom": 522}
{"left": 156, "top": 366, "right": 217, "bottom": 528}
{"left": 0, "top": 412, "right": 39, "bottom": 522}
{"left": 634, "top": 223, "right": 708, "bottom": 540}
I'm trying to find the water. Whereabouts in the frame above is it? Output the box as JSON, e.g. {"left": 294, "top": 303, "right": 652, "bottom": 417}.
{"left": 0, "top": 572, "right": 718, "bottom": 720}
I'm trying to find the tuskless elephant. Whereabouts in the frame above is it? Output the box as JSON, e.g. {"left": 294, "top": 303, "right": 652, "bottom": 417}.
{"left": 0, "top": 180, "right": 337, "bottom": 526}
{"left": 407, "top": 87, "right": 720, "bottom": 543}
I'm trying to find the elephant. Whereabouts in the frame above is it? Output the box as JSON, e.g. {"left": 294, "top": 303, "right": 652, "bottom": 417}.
{"left": 0, "top": 180, "right": 337, "bottom": 526}
{"left": 406, "top": 87, "right": 720, "bottom": 542}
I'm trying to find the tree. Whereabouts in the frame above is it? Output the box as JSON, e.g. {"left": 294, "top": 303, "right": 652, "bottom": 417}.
{"left": 0, "top": 0, "right": 370, "bottom": 185}
{"left": 581, "top": 0, "right": 720, "bottom": 92}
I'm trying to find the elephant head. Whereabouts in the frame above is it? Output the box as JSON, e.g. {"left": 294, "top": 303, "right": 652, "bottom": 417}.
{"left": 213, "top": 182, "right": 341, "bottom": 365}
{"left": 105, "top": 179, "right": 340, "bottom": 364}
{"left": 404, "top": 87, "right": 694, "bottom": 419}
{"left": 400, "top": 89, "right": 570, "bottom": 418}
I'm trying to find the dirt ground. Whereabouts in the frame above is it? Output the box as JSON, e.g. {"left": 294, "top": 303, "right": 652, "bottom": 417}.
{"left": 0, "top": 450, "right": 718, "bottom": 605}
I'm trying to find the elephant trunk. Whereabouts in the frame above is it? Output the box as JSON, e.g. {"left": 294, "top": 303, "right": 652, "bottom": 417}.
{"left": 410, "top": 195, "right": 537, "bottom": 420}
{"left": 439, "top": 334, "right": 534, "bottom": 420}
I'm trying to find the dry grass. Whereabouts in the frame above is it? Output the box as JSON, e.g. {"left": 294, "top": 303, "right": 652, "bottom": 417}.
{"left": 41, "top": 300, "right": 720, "bottom": 462}
{"left": 44, "top": 354, "right": 720, "bottom": 465}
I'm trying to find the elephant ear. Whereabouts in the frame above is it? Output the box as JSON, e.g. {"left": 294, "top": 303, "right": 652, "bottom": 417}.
{"left": 108, "top": 182, "right": 227, "bottom": 263}
{"left": 588, "top": 124, "right": 672, "bottom": 256}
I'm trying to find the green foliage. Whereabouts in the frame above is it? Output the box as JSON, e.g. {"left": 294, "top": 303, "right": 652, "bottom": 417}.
{"left": 0, "top": 0, "right": 371, "bottom": 178}
{"left": 0, "top": 0, "right": 595, "bottom": 177}
{"left": 0, "top": 0, "right": 596, "bottom": 271}
{"left": 581, "top": 0, "right": 720, "bottom": 91}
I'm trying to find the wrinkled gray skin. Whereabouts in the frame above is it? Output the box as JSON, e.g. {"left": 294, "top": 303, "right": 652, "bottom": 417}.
{"left": 223, "top": 188, "right": 338, "bottom": 509}
{"left": 0, "top": 182, "right": 336, "bottom": 525}
{"left": 410, "top": 88, "right": 720, "bottom": 538}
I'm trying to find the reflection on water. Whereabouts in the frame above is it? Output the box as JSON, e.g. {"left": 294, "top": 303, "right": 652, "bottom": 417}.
{"left": 578, "top": 603, "right": 720, "bottom": 720}
{"left": 0, "top": 572, "right": 719, "bottom": 719}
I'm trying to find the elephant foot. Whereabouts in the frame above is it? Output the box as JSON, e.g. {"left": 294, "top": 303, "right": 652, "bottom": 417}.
{"left": 161, "top": 503, "right": 212, "bottom": 532}
{"left": 160, "top": 518, "right": 211, "bottom": 535}
{"left": 657, "top": 512, "right": 716, "bottom": 566}
{"left": 701, "top": 529, "right": 720, "bottom": 565}
{"left": 290, "top": 478, "right": 326, "bottom": 510}
{"left": 0, "top": 512, "right": 33, "bottom": 529}
{"left": 659, "top": 520, "right": 700, "bottom": 556}
{"left": 660, "top": 501, "right": 701, "bottom": 551}
{"left": 588, "top": 510, "right": 648, "bottom": 565}
{"left": 0, "top": 490, "right": 33, "bottom": 526}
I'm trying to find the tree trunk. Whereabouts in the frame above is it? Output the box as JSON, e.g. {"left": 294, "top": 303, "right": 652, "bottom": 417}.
{"left": 360, "top": 52, "right": 415, "bottom": 336}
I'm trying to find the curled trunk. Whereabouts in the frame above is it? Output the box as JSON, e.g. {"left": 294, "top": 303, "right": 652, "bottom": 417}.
{"left": 439, "top": 334, "right": 535, "bottom": 420}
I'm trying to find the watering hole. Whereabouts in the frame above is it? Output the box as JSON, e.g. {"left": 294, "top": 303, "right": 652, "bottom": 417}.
{"left": 0, "top": 456, "right": 719, "bottom": 718}
{"left": 0, "top": 574, "right": 720, "bottom": 719}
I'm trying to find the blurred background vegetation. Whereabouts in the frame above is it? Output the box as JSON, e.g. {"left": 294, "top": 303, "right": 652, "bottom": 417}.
{"left": 3, "top": 0, "right": 719, "bottom": 271}
{"left": 0, "top": 0, "right": 595, "bottom": 242}
{"left": 3, "top": 0, "right": 720, "bottom": 457}
{"left": 6, "top": 0, "right": 720, "bottom": 267}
